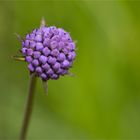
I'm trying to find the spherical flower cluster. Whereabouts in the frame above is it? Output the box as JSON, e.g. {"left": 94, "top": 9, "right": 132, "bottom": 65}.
{"left": 21, "top": 26, "right": 76, "bottom": 81}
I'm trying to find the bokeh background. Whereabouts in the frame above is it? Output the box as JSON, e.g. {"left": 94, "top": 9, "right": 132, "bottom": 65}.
{"left": 0, "top": 0, "right": 140, "bottom": 139}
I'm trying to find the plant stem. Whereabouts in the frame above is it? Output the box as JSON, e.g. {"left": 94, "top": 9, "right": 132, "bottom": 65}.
{"left": 19, "top": 73, "right": 37, "bottom": 140}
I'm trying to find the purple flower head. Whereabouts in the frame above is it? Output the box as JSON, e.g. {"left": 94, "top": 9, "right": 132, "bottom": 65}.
{"left": 21, "top": 25, "right": 76, "bottom": 81}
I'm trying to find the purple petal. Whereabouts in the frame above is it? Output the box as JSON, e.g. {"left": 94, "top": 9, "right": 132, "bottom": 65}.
{"left": 44, "top": 31, "right": 52, "bottom": 38}
{"left": 43, "top": 38, "right": 50, "bottom": 46}
{"left": 47, "top": 56, "right": 56, "bottom": 65}
{"left": 51, "top": 74, "right": 59, "bottom": 79}
{"left": 36, "top": 29, "right": 42, "bottom": 35}
{"left": 67, "top": 52, "right": 76, "bottom": 61}
{"left": 42, "top": 63, "right": 50, "bottom": 70}
{"left": 53, "top": 62, "right": 60, "bottom": 70}
{"left": 26, "top": 56, "right": 32, "bottom": 63}
{"left": 33, "top": 51, "right": 41, "bottom": 58}
{"left": 29, "top": 33, "right": 35, "bottom": 40}
{"left": 51, "top": 49, "right": 59, "bottom": 57}
{"left": 26, "top": 34, "right": 30, "bottom": 39}
{"left": 39, "top": 55, "right": 47, "bottom": 64}
{"left": 57, "top": 53, "right": 66, "bottom": 62}
{"left": 36, "top": 42, "right": 43, "bottom": 51}
{"left": 51, "top": 35, "right": 60, "bottom": 41}
{"left": 47, "top": 68, "right": 54, "bottom": 75}
{"left": 62, "top": 48, "right": 69, "bottom": 54}
{"left": 36, "top": 67, "right": 42, "bottom": 73}
{"left": 28, "top": 64, "right": 34, "bottom": 72}
{"left": 56, "top": 68, "right": 63, "bottom": 74}
{"left": 41, "top": 73, "right": 47, "bottom": 80}
{"left": 42, "top": 47, "right": 50, "bottom": 56}
{"left": 24, "top": 40, "right": 29, "bottom": 47}
{"left": 50, "top": 41, "right": 58, "bottom": 49}
{"left": 58, "top": 41, "right": 64, "bottom": 50}
{"left": 22, "top": 48, "right": 27, "bottom": 55}
{"left": 35, "top": 34, "right": 42, "bottom": 42}
{"left": 29, "top": 41, "right": 36, "bottom": 49}
{"left": 32, "top": 59, "right": 39, "bottom": 66}
{"left": 27, "top": 49, "right": 33, "bottom": 56}
{"left": 61, "top": 60, "right": 70, "bottom": 68}
{"left": 69, "top": 42, "right": 75, "bottom": 50}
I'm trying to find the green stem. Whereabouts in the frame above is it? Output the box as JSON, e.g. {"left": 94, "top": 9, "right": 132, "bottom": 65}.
{"left": 19, "top": 73, "right": 37, "bottom": 140}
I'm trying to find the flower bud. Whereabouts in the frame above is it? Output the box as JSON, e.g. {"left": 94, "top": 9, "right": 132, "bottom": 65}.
{"left": 22, "top": 25, "right": 76, "bottom": 81}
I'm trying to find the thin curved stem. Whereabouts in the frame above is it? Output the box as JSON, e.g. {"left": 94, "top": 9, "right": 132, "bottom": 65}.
{"left": 19, "top": 73, "right": 37, "bottom": 140}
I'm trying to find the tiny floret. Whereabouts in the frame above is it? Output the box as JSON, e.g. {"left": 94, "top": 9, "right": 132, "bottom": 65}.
{"left": 21, "top": 24, "right": 76, "bottom": 81}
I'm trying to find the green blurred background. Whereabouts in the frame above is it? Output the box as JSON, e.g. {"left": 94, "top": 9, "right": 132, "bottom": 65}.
{"left": 0, "top": 0, "right": 140, "bottom": 139}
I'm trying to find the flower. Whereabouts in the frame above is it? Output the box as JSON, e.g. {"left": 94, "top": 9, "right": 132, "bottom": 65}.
{"left": 21, "top": 25, "right": 76, "bottom": 81}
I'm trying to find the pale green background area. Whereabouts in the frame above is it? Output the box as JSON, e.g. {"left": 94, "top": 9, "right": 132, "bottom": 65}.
{"left": 0, "top": 0, "right": 140, "bottom": 139}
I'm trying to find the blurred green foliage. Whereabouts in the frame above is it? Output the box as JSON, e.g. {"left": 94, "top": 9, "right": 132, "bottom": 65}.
{"left": 0, "top": 0, "right": 140, "bottom": 139}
